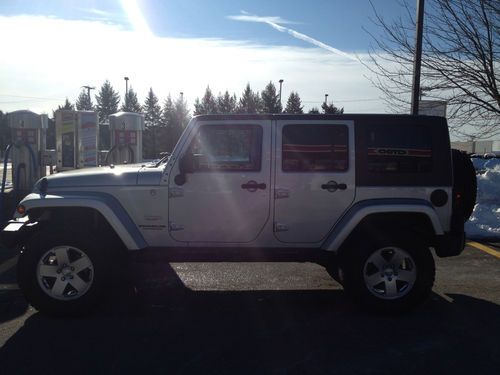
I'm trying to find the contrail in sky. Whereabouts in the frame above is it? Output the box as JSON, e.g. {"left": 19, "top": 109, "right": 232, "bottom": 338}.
{"left": 228, "top": 11, "right": 358, "bottom": 62}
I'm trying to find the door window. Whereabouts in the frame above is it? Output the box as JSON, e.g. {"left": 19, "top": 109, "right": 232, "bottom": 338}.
{"left": 189, "top": 125, "right": 262, "bottom": 172}
{"left": 282, "top": 125, "right": 348, "bottom": 172}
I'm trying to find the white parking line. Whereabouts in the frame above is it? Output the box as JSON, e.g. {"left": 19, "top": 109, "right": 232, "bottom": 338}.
{"left": 0, "top": 255, "right": 18, "bottom": 276}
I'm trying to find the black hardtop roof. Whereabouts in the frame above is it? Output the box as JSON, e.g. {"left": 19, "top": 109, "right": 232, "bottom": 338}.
{"left": 194, "top": 113, "right": 448, "bottom": 126}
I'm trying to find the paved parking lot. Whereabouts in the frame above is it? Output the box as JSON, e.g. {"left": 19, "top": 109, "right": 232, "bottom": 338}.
{"left": 0, "top": 243, "right": 499, "bottom": 374}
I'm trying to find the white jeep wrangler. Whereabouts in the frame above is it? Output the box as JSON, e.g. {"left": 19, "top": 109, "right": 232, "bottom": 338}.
{"left": 1, "top": 114, "right": 476, "bottom": 315}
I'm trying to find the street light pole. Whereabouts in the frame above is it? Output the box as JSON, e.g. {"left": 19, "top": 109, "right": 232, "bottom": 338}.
{"left": 324, "top": 94, "right": 329, "bottom": 105}
{"left": 279, "top": 79, "right": 284, "bottom": 108}
{"left": 124, "top": 76, "right": 129, "bottom": 95}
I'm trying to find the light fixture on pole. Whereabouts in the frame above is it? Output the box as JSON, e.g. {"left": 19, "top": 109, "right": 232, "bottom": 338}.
{"left": 124, "top": 77, "right": 129, "bottom": 95}
{"left": 324, "top": 94, "right": 329, "bottom": 105}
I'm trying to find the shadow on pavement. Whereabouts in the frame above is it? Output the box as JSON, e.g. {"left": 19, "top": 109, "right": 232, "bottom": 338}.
{"left": 0, "top": 261, "right": 499, "bottom": 375}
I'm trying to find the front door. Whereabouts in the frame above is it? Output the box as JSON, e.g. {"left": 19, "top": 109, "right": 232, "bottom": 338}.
{"left": 274, "top": 120, "right": 355, "bottom": 243}
{"left": 168, "top": 120, "right": 271, "bottom": 243}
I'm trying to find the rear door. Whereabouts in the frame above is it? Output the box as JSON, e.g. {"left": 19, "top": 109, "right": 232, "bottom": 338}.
{"left": 274, "top": 120, "right": 355, "bottom": 243}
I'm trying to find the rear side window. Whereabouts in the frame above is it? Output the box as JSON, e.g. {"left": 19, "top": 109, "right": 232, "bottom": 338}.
{"left": 282, "top": 125, "right": 348, "bottom": 172}
{"left": 367, "top": 125, "right": 432, "bottom": 173}
{"left": 189, "top": 125, "right": 262, "bottom": 172}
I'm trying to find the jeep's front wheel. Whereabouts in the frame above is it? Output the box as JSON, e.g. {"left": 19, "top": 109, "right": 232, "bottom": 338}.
{"left": 17, "top": 230, "right": 109, "bottom": 316}
{"left": 341, "top": 239, "right": 435, "bottom": 313}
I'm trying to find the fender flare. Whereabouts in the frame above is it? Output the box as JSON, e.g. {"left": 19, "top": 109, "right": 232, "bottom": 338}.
{"left": 17, "top": 192, "right": 147, "bottom": 250}
{"left": 321, "top": 199, "right": 444, "bottom": 252}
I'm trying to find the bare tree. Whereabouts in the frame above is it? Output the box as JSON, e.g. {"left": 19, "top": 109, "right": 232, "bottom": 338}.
{"left": 365, "top": 0, "right": 499, "bottom": 138}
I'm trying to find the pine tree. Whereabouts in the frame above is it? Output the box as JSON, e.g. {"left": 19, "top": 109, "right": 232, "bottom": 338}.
{"left": 174, "top": 94, "right": 190, "bottom": 129}
{"left": 309, "top": 107, "right": 320, "bottom": 114}
{"left": 57, "top": 98, "right": 75, "bottom": 111}
{"left": 216, "top": 91, "right": 237, "bottom": 113}
{"left": 321, "top": 101, "right": 344, "bottom": 114}
{"left": 142, "top": 88, "right": 162, "bottom": 158}
{"left": 261, "top": 81, "right": 282, "bottom": 113}
{"left": 95, "top": 80, "right": 120, "bottom": 122}
{"left": 193, "top": 86, "right": 217, "bottom": 115}
{"left": 284, "top": 91, "right": 304, "bottom": 114}
{"left": 52, "top": 98, "right": 74, "bottom": 118}
{"left": 237, "top": 83, "right": 263, "bottom": 113}
{"left": 143, "top": 88, "right": 162, "bottom": 128}
{"left": 161, "top": 95, "right": 176, "bottom": 152}
{"left": 75, "top": 89, "right": 94, "bottom": 111}
{"left": 121, "top": 87, "right": 142, "bottom": 113}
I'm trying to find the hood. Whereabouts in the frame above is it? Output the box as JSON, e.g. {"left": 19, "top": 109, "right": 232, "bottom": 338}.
{"left": 42, "top": 163, "right": 163, "bottom": 189}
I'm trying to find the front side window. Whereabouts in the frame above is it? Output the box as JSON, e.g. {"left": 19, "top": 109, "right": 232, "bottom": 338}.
{"left": 189, "top": 125, "right": 262, "bottom": 172}
{"left": 282, "top": 125, "right": 348, "bottom": 172}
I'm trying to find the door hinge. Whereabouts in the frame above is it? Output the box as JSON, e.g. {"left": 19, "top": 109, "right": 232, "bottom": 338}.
{"left": 169, "top": 222, "right": 185, "bottom": 231}
{"left": 275, "top": 189, "right": 290, "bottom": 199}
{"left": 274, "top": 222, "right": 289, "bottom": 232}
{"left": 169, "top": 187, "right": 184, "bottom": 198}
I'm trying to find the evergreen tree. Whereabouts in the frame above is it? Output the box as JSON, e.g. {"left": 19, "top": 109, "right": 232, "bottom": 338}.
{"left": 121, "top": 87, "right": 142, "bottom": 113}
{"left": 309, "top": 107, "right": 320, "bottom": 114}
{"left": 142, "top": 88, "right": 162, "bottom": 158}
{"left": 57, "top": 98, "right": 75, "bottom": 111}
{"left": 237, "top": 83, "right": 263, "bottom": 113}
{"left": 321, "top": 101, "right": 344, "bottom": 114}
{"left": 216, "top": 91, "right": 237, "bottom": 113}
{"left": 161, "top": 94, "right": 190, "bottom": 152}
{"left": 261, "top": 81, "right": 282, "bottom": 113}
{"left": 143, "top": 88, "right": 162, "bottom": 128}
{"left": 174, "top": 94, "right": 190, "bottom": 129}
{"left": 284, "top": 91, "right": 304, "bottom": 114}
{"left": 52, "top": 98, "right": 75, "bottom": 118}
{"left": 75, "top": 89, "right": 94, "bottom": 111}
{"left": 193, "top": 86, "right": 217, "bottom": 115}
{"left": 95, "top": 80, "right": 120, "bottom": 121}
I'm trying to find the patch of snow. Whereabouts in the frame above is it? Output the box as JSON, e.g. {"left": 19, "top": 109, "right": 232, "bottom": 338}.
{"left": 466, "top": 159, "right": 500, "bottom": 240}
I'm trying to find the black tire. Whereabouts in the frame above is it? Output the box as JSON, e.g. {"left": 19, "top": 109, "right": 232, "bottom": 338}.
{"left": 17, "top": 228, "right": 110, "bottom": 316}
{"left": 340, "top": 237, "right": 435, "bottom": 314}
{"left": 452, "top": 149, "right": 477, "bottom": 222}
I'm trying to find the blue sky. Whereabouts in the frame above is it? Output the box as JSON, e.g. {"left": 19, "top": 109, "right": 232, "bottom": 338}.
{"left": 0, "top": 0, "right": 407, "bottom": 114}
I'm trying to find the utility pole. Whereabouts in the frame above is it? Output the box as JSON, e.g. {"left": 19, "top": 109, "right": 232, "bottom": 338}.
{"left": 411, "top": 0, "right": 425, "bottom": 115}
{"left": 81, "top": 85, "right": 95, "bottom": 99}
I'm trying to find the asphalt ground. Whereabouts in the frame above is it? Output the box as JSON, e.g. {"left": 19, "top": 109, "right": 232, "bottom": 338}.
{"left": 0, "top": 243, "right": 499, "bottom": 375}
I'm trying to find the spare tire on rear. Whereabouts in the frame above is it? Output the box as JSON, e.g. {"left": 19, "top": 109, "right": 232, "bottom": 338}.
{"left": 451, "top": 149, "right": 477, "bottom": 222}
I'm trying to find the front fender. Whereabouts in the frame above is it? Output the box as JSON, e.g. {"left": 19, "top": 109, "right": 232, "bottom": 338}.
{"left": 321, "top": 199, "right": 444, "bottom": 252}
{"left": 16, "top": 192, "right": 147, "bottom": 250}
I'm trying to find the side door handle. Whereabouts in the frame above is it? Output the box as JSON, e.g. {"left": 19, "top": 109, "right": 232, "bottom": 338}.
{"left": 321, "top": 181, "right": 347, "bottom": 192}
{"left": 241, "top": 180, "right": 267, "bottom": 192}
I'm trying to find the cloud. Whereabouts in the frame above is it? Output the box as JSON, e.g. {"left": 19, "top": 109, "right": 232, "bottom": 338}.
{"left": 228, "top": 12, "right": 358, "bottom": 62}
{"left": 0, "top": 15, "right": 384, "bottom": 115}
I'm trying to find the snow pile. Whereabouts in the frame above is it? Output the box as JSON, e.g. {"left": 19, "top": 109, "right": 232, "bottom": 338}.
{"left": 466, "top": 158, "right": 500, "bottom": 239}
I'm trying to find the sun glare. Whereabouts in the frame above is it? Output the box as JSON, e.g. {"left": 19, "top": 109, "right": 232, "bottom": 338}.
{"left": 120, "top": 0, "right": 153, "bottom": 37}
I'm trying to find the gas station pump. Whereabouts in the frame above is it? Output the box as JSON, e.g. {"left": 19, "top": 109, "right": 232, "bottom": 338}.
{"left": 55, "top": 110, "right": 98, "bottom": 171}
{"left": 106, "top": 112, "right": 144, "bottom": 165}
{"left": 4, "top": 110, "right": 47, "bottom": 191}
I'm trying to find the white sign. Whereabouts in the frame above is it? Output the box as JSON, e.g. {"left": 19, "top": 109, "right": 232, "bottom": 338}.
{"left": 419, "top": 100, "right": 447, "bottom": 117}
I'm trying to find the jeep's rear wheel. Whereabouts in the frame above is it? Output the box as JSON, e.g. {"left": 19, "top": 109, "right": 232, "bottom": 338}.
{"left": 341, "top": 238, "right": 435, "bottom": 313}
{"left": 18, "top": 229, "right": 109, "bottom": 316}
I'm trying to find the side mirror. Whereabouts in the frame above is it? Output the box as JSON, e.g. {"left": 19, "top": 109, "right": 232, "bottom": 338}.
{"left": 175, "top": 153, "right": 194, "bottom": 186}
